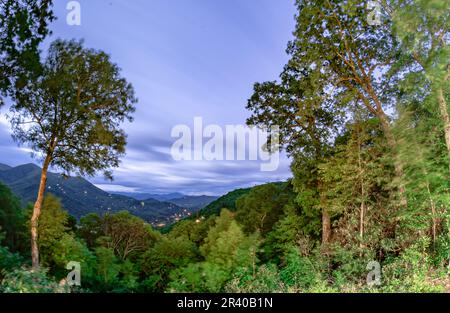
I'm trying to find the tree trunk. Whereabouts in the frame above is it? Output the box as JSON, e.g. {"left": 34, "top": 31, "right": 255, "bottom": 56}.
{"left": 358, "top": 133, "right": 365, "bottom": 247}
{"left": 322, "top": 208, "right": 331, "bottom": 244}
{"left": 437, "top": 86, "right": 450, "bottom": 169}
{"left": 30, "top": 153, "right": 52, "bottom": 270}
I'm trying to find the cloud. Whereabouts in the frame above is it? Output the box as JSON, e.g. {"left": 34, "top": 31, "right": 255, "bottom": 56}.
{"left": 94, "top": 184, "right": 139, "bottom": 193}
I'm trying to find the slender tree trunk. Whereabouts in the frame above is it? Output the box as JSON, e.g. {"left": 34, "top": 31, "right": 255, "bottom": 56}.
{"left": 426, "top": 179, "right": 437, "bottom": 243}
{"left": 359, "top": 145, "right": 365, "bottom": 248}
{"left": 322, "top": 208, "right": 331, "bottom": 245}
{"left": 437, "top": 86, "right": 450, "bottom": 169}
{"left": 30, "top": 152, "right": 52, "bottom": 270}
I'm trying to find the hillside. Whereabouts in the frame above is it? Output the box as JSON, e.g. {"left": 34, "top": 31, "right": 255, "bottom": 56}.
{"left": 0, "top": 163, "right": 190, "bottom": 224}
{"left": 0, "top": 164, "right": 12, "bottom": 171}
{"left": 166, "top": 195, "right": 219, "bottom": 210}
{"left": 111, "top": 192, "right": 217, "bottom": 209}
{"left": 191, "top": 187, "right": 252, "bottom": 217}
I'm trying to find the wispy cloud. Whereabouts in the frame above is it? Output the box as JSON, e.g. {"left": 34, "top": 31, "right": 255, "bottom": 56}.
{"left": 94, "top": 184, "right": 139, "bottom": 193}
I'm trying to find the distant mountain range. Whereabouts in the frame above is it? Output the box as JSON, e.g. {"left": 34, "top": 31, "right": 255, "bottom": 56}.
{"left": 0, "top": 163, "right": 217, "bottom": 226}
{"left": 113, "top": 192, "right": 218, "bottom": 210}
{"left": 112, "top": 192, "right": 185, "bottom": 201}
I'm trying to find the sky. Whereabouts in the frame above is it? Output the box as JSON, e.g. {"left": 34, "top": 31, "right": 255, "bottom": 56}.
{"left": 0, "top": 0, "right": 297, "bottom": 196}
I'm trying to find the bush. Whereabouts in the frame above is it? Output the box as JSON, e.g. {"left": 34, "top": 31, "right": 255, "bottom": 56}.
{"left": 225, "top": 264, "right": 286, "bottom": 293}
{"left": 279, "top": 246, "right": 320, "bottom": 291}
{"left": 1, "top": 267, "right": 67, "bottom": 293}
{"left": 381, "top": 237, "right": 446, "bottom": 292}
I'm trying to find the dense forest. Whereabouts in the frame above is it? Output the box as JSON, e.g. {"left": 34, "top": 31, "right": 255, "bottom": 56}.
{"left": 0, "top": 0, "right": 449, "bottom": 293}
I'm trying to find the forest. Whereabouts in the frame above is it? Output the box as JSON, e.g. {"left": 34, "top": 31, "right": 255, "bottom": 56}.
{"left": 0, "top": 0, "right": 449, "bottom": 293}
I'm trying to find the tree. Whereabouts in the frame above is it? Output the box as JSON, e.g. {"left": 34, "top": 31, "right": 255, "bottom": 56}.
{"left": 99, "top": 211, "right": 159, "bottom": 260}
{"left": 392, "top": 0, "right": 449, "bottom": 167}
{"left": 394, "top": 106, "right": 449, "bottom": 247}
{"left": 167, "top": 217, "right": 215, "bottom": 246}
{"left": 78, "top": 213, "right": 104, "bottom": 248}
{"left": 6, "top": 39, "right": 137, "bottom": 268}
{"left": 31, "top": 194, "right": 69, "bottom": 266}
{"left": 246, "top": 0, "right": 417, "bottom": 244}
{"left": 139, "top": 236, "right": 198, "bottom": 291}
{"left": 50, "top": 233, "right": 96, "bottom": 282}
{"left": 235, "top": 182, "right": 295, "bottom": 235}
{"left": 388, "top": 0, "right": 449, "bottom": 248}
{"left": 279, "top": 245, "right": 318, "bottom": 291}
{"left": 246, "top": 53, "right": 339, "bottom": 244}
{"left": 263, "top": 205, "right": 311, "bottom": 263}
{"left": 200, "top": 209, "right": 235, "bottom": 257}
{"left": 288, "top": 0, "right": 406, "bottom": 193}
{"left": 319, "top": 112, "right": 391, "bottom": 248}
{"left": 0, "top": 0, "right": 55, "bottom": 100}
{"left": 94, "top": 247, "right": 120, "bottom": 289}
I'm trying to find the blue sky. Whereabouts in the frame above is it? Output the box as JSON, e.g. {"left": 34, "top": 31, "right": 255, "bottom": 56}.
{"left": 0, "top": 0, "right": 296, "bottom": 195}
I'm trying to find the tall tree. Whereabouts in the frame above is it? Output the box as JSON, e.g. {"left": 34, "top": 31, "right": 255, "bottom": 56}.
{"left": 318, "top": 110, "right": 392, "bottom": 250}
{"left": 246, "top": 47, "right": 339, "bottom": 244}
{"left": 288, "top": 0, "right": 408, "bottom": 203}
{"left": 7, "top": 39, "right": 137, "bottom": 269}
{"left": 391, "top": 0, "right": 449, "bottom": 167}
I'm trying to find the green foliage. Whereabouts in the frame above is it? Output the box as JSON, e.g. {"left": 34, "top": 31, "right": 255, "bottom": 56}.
{"left": 167, "top": 209, "right": 261, "bottom": 292}
{"left": 0, "top": 182, "right": 27, "bottom": 252}
{"left": 381, "top": 237, "right": 449, "bottom": 292}
{"left": 167, "top": 262, "right": 229, "bottom": 293}
{"left": 0, "top": 232, "right": 23, "bottom": 278}
{"left": 8, "top": 39, "right": 136, "bottom": 179}
{"left": 166, "top": 217, "right": 215, "bottom": 245}
{"left": 78, "top": 213, "right": 103, "bottom": 248}
{"left": 279, "top": 246, "right": 320, "bottom": 291}
{"left": 115, "top": 260, "right": 139, "bottom": 292}
{"left": 200, "top": 209, "right": 235, "bottom": 257}
{"left": 98, "top": 211, "right": 160, "bottom": 261}
{"left": 195, "top": 188, "right": 251, "bottom": 217}
{"left": 263, "top": 205, "right": 312, "bottom": 263}
{"left": 139, "top": 236, "right": 199, "bottom": 291}
{"left": 225, "top": 264, "right": 286, "bottom": 293}
{"left": 1, "top": 267, "right": 65, "bottom": 293}
{"left": 30, "top": 194, "right": 70, "bottom": 266}
{"left": 0, "top": 0, "right": 55, "bottom": 99}
{"left": 94, "top": 247, "right": 120, "bottom": 289}
{"left": 235, "top": 182, "right": 295, "bottom": 235}
{"left": 49, "top": 233, "right": 96, "bottom": 282}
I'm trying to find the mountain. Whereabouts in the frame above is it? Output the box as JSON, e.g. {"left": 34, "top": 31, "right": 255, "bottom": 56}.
{"left": 0, "top": 163, "right": 12, "bottom": 171}
{"left": 148, "top": 193, "right": 185, "bottom": 201}
{"left": 193, "top": 188, "right": 252, "bottom": 217}
{"left": 113, "top": 192, "right": 218, "bottom": 209}
{"left": 112, "top": 192, "right": 184, "bottom": 201}
{"left": 190, "top": 182, "right": 287, "bottom": 219}
{"left": 0, "top": 163, "right": 191, "bottom": 224}
{"left": 161, "top": 187, "right": 253, "bottom": 233}
{"left": 167, "top": 195, "right": 219, "bottom": 210}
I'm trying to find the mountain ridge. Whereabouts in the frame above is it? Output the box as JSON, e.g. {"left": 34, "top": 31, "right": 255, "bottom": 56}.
{"left": 0, "top": 163, "right": 200, "bottom": 225}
